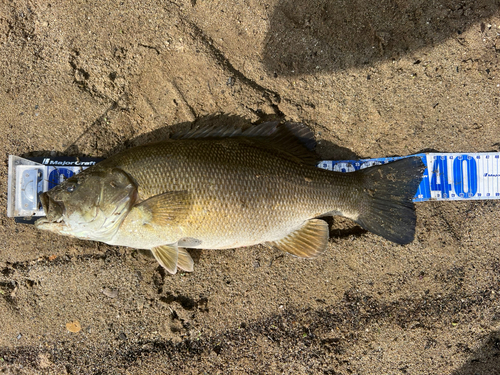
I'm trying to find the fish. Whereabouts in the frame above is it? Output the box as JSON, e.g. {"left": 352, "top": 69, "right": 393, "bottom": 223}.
{"left": 35, "top": 121, "right": 425, "bottom": 274}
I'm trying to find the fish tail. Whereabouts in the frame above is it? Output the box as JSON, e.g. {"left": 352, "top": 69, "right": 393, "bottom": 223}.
{"left": 354, "top": 157, "right": 425, "bottom": 244}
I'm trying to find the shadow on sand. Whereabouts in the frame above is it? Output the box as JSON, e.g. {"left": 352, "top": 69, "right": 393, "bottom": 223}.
{"left": 452, "top": 329, "right": 500, "bottom": 375}
{"left": 263, "top": 0, "right": 499, "bottom": 75}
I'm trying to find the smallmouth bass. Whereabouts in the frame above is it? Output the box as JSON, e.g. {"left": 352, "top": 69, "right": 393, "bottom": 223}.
{"left": 35, "top": 122, "right": 425, "bottom": 274}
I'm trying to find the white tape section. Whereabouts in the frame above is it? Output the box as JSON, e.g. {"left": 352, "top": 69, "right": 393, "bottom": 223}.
{"left": 7, "top": 155, "right": 100, "bottom": 218}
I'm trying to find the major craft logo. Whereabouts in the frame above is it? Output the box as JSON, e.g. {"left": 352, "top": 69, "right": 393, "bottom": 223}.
{"left": 42, "top": 158, "right": 98, "bottom": 166}
{"left": 484, "top": 173, "right": 500, "bottom": 177}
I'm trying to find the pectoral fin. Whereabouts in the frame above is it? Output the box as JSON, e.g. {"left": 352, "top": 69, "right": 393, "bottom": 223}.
{"left": 177, "top": 248, "right": 194, "bottom": 272}
{"left": 137, "top": 191, "right": 192, "bottom": 226}
{"left": 269, "top": 219, "right": 329, "bottom": 258}
{"left": 151, "top": 245, "right": 179, "bottom": 274}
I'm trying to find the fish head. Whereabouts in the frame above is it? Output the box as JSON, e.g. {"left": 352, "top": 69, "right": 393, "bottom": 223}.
{"left": 35, "top": 167, "right": 138, "bottom": 242}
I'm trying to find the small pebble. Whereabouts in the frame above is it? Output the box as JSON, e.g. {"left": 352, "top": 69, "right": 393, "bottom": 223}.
{"left": 66, "top": 321, "right": 81, "bottom": 333}
{"left": 102, "top": 287, "right": 118, "bottom": 298}
{"left": 136, "top": 299, "right": 145, "bottom": 311}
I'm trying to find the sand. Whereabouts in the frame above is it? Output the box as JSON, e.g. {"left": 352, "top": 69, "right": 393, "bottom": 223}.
{"left": 1, "top": 0, "right": 500, "bottom": 373}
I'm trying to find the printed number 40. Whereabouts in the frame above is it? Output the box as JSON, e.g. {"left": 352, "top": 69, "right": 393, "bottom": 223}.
{"left": 430, "top": 156, "right": 477, "bottom": 198}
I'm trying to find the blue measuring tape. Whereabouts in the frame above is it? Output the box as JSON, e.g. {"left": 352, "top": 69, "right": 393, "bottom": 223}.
{"left": 318, "top": 153, "right": 500, "bottom": 202}
{"left": 8, "top": 152, "right": 500, "bottom": 218}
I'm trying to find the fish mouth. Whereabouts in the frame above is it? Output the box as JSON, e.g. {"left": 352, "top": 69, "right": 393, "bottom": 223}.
{"left": 39, "top": 192, "right": 65, "bottom": 222}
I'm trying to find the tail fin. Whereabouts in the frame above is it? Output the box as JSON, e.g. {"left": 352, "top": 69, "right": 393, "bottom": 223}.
{"left": 355, "top": 157, "right": 425, "bottom": 244}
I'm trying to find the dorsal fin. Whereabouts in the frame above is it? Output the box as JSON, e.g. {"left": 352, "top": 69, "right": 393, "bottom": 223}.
{"left": 250, "top": 122, "right": 317, "bottom": 165}
{"left": 172, "top": 125, "right": 243, "bottom": 140}
{"left": 242, "top": 121, "right": 316, "bottom": 152}
{"left": 172, "top": 121, "right": 318, "bottom": 165}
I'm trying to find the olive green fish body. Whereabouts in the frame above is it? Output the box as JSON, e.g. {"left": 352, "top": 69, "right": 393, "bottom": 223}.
{"left": 100, "top": 138, "right": 361, "bottom": 250}
{"left": 35, "top": 122, "right": 425, "bottom": 274}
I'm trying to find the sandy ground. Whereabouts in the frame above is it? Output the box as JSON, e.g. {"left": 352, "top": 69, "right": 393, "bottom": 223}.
{"left": 1, "top": 0, "right": 500, "bottom": 374}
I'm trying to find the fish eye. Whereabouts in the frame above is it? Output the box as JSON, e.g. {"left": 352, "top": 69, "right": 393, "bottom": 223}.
{"left": 67, "top": 185, "right": 76, "bottom": 193}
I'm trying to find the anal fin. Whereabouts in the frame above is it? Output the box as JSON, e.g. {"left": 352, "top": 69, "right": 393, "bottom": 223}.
{"left": 269, "top": 219, "right": 329, "bottom": 258}
{"left": 177, "top": 248, "right": 194, "bottom": 272}
{"left": 151, "top": 245, "right": 179, "bottom": 274}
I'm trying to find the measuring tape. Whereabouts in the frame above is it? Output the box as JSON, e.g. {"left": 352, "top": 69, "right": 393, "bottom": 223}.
{"left": 7, "top": 155, "right": 102, "bottom": 218}
{"left": 319, "top": 153, "right": 500, "bottom": 202}
{"left": 7, "top": 152, "right": 500, "bottom": 219}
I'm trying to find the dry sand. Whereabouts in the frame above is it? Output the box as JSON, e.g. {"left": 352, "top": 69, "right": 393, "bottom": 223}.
{"left": 1, "top": 0, "right": 500, "bottom": 373}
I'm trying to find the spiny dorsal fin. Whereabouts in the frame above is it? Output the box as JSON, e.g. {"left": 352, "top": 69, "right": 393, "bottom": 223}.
{"left": 173, "top": 121, "right": 317, "bottom": 165}
{"left": 137, "top": 191, "right": 192, "bottom": 226}
{"left": 177, "top": 248, "right": 194, "bottom": 272}
{"left": 269, "top": 219, "right": 329, "bottom": 258}
{"left": 242, "top": 121, "right": 316, "bottom": 152}
{"left": 172, "top": 125, "right": 243, "bottom": 140}
{"left": 151, "top": 245, "right": 178, "bottom": 274}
